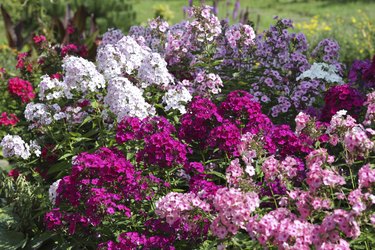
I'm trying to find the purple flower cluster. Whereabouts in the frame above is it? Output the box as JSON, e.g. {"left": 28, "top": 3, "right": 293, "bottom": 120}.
{"left": 348, "top": 55, "right": 375, "bottom": 90}
{"left": 215, "top": 22, "right": 256, "bottom": 71}
{"left": 250, "top": 19, "right": 328, "bottom": 118}
{"left": 311, "top": 38, "right": 343, "bottom": 74}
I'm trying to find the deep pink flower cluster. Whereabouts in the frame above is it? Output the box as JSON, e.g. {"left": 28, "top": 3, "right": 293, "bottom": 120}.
{"left": 218, "top": 90, "right": 262, "bottom": 125}
{"left": 137, "top": 132, "right": 188, "bottom": 168}
{"left": 265, "top": 124, "right": 313, "bottom": 157}
{"left": 117, "top": 116, "right": 188, "bottom": 169}
{"left": 320, "top": 84, "right": 365, "bottom": 122}
{"left": 0, "top": 112, "right": 19, "bottom": 126}
{"left": 178, "top": 96, "right": 222, "bottom": 145}
{"left": 98, "top": 232, "right": 175, "bottom": 250}
{"left": 15, "top": 52, "right": 33, "bottom": 72}
{"left": 8, "top": 77, "right": 35, "bottom": 103}
{"left": 116, "top": 116, "right": 176, "bottom": 144}
{"left": 61, "top": 44, "right": 88, "bottom": 58}
{"left": 33, "top": 35, "right": 47, "bottom": 45}
{"left": 188, "top": 173, "right": 221, "bottom": 199}
{"left": 45, "top": 147, "right": 143, "bottom": 235}
{"left": 208, "top": 122, "right": 241, "bottom": 157}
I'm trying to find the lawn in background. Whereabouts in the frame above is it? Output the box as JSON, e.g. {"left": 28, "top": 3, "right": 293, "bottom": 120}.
{"left": 134, "top": 0, "right": 375, "bottom": 31}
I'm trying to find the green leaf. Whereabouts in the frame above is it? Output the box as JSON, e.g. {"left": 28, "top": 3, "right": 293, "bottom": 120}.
{"left": 0, "top": 206, "right": 25, "bottom": 250}
{"left": 28, "top": 232, "right": 55, "bottom": 249}
{"left": 0, "top": 228, "right": 25, "bottom": 250}
{"left": 48, "top": 161, "right": 69, "bottom": 175}
{"left": 206, "top": 171, "right": 226, "bottom": 180}
{"left": 58, "top": 153, "right": 73, "bottom": 161}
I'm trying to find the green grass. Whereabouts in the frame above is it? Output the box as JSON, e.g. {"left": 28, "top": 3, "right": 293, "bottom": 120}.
{"left": 133, "top": 0, "right": 375, "bottom": 31}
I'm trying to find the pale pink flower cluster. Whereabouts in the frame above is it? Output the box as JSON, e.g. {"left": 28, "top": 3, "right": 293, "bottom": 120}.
{"left": 194, "top": 71, "right": 223, "bottom": 96}
{"left": 155, "top": 192, "right": 210, "bottom": 226}
{"left": 225, "top": 159, "right": 243, "bottom": 186}
{"left": 320, "top": 209, "right": 361, "bottom": 240}
{"left": 305, "top": 149, "right": 345, "bottom": 192}
{"left": 295, "top": 111, "right": 311, "bottom": 135}
{"left": 358, "top": 164, "right": 375, "bottom": 188}
{"left": 247, "top": 208, "right": 319, "bottom": 249}
{"left": 327, "top": 110, "right": 357, "bottom": 134}
{"left": 238, "top": 133, "right": 258, "bottom": 176}
{"left": 186, "top": 5, "right": 221, "bottom": 43}
{"left": 326, "top": 110, "right": 374, "bottom": 162}
{"left": 364, "top": 91, "right": 375, "bottom": 126}
{"left": 261, "top": 156, "right": 300, "bottom": 182}
{"left": 288, "top": 190, "right": 331, "bottom": 219}
{"left": 211, "top": 188, "right": 259, "bottom": 239}
{"left": 347, "top": 164, "right": 375, "bottom": 215}
{"left": 246, "top": 208, "right": 358, "bottom": 250}
{"left": 225, "top": 23, "right": 255, "bottom": 49}
{"left": 344, "top": 126, "right": 374, "bottom": 159}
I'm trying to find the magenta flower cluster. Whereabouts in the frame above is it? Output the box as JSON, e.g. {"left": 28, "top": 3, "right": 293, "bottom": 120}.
{"left": 45, "top": 147, "right": 143, "bottom": 234}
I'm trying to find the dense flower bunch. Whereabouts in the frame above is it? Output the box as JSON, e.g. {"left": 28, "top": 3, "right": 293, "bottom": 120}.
{"left": 0, "top": 112, "right": 19, "bottom": 126}
{"left": 45, "top": 148, "right": 143, "bottom": 234}
{"left": 8, "top": 77, "right": 35, "bottom": 103}
{"left": 320, "top": 84, "right": 365, "bottom": 122}
{"left": 349, "top": 55, "right": 375, "bottom": 90}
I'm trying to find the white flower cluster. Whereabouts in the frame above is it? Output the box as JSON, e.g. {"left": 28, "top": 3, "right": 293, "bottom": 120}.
{"left": 297, "top": 62, "right": 343, "bottom": 84}
{"left": 97, "top": 34, "right": 174, "bottom": 89}
{"left": 162, "top": 87, "right": 192, "bottom": 114}
{"left": 62, "top": 56, "right": 105, "bottom": 97}
{"left": 24, "top": 103, "right": 69, "bottom": 129}
{"left": 48, "top": 179, "right": 61, "bottom": 206}
{"left": 97, "top": 36, "right": 149, "bottom": 80}
{"left": 38, "top": 75, "right": 66, "bottom": 101}
{"left": 104, "top": 77, "right": 155, "bottom": 121}
{"left": 24, "top": 103, "right": 53, "bottom": 129}
{"left": 0, "top": 135, "right": 41, "bottom": 159}
{"left": 138, "top": 52, "right": 174, "bottom": 89}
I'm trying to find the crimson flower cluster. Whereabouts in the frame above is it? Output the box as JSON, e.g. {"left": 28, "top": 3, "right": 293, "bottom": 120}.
{"left": 8, "top": 77, "right": 35, "bottom": 103}
{"left": 0, "top": 112, "right": 19, "bottom": 126}
{"left": 320, "top": 84, "right": 365, "bottom": 122}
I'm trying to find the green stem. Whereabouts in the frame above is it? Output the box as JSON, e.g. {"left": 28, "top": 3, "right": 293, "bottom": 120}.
{"left": 365, "top": 240, "right": 369, "bottom": 250}
{"left": 348, "top": 166, "right": 356, "bottom": 189}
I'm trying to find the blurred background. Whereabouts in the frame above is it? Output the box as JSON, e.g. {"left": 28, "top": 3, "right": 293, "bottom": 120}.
{"left": 0, "top": 0, "right": 374, "bottom": 66}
